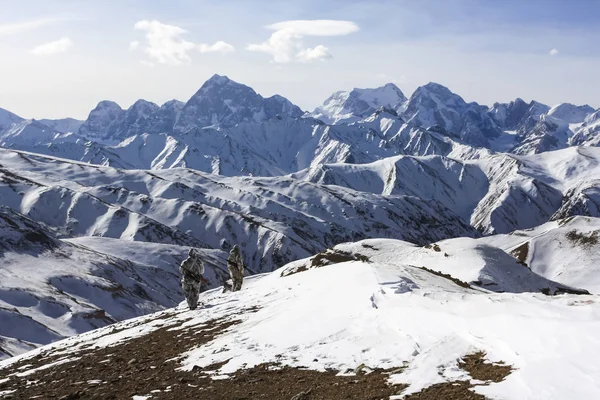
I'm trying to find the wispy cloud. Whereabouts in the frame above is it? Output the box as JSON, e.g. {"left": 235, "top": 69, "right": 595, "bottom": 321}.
{"left": 549, "top": 48, "right": 559, "bottom": 56}
{"left": 30, "top": 37, "right": 73, "bottom": 56}
{"left": 132, "top": 20, "right": 235, "bottom": 65}
{"left": 0, "top": 17, "right": 62, "bottom": 35}
{"left": 247, "top": 20, "right": 359, "bottom": 63}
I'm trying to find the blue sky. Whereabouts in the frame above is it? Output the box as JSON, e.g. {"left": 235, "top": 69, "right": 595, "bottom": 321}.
{"left": 1, "top": 0, "right": 598, "bottom": 119}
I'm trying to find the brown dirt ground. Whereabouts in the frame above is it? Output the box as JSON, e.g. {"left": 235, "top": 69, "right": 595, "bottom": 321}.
{"left": 0, "top": 311, "right": 514, "bottom": 400}
{"left": 404, "top": 351, "right": 514, "bottom": 400}
{"left": 510, "top": 242, "right": 530, "bottom": 267}
{"left": 0, "top": 307, "right": 406, "bottom": 400}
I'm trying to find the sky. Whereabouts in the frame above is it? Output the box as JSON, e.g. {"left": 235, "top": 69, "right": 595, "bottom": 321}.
{"left": 1, "top": 0, "right": 599, "bottom": 119}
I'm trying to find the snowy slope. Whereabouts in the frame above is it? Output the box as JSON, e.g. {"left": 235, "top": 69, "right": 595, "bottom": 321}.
{"left": 571, "top": 110, "right": 600, "bottom": 147}
{"left": 476, "top": 216, "right": 600, "bottom": 293}
{"left": 1, "top": 238, "right": 596, "bottom": 399}
{"left": 0, "top": 148, "right": 477, "bottom": 274}
{"left": 0, "top": 107, "right": 23, "bottom": 133}
{"left": 0, "top": 206, "right": 227, "bottom": 359}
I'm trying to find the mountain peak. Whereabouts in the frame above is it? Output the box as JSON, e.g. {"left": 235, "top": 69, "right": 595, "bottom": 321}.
{"left": 310, "top": 83, "right": 407, "bottom": 125}
{"left": 415, "top": 82, "right": 457, "bottom": 100}
{"left": 207, "top": 73, "right": 231, "bottom": 84}
{"left": 197, "top": 74, "right": 243, "bottom": 92}
{"left": 174, "top": 76, "right": 301, "bottom": 131}
{"left": 94, "top": 100, "right": 122, "bottom": 111}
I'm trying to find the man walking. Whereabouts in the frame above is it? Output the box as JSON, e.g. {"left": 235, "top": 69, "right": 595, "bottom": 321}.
{"left": 180, "top": 248, "right": 208, "bottom": 310}
{"left": 227, "top": 245, "right": 245, "bottom": 292}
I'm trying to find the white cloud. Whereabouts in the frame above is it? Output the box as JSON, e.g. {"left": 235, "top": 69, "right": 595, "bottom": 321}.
{"left": 198, "top": 40, "right": 235, "bottom": 54}
{"left": 30, "top": 37, "right": 73, "bottom": 56}
{"left": 134, "top": 20, "right": 195, "bottom": 65}
{"left": 0, "top": 17, "right": 61, "bottom": 36}
{"left": 129, "top": 40, "right": 140, "bottom": 50}
{"left": 297, "top": 45, "right": 332, "bottom": 62}
{"left": 247, "top": 19, "right": 359, "bottom": 63}
{"left": 133, "top": 19, "right": 234, "bottom": 65}
{"left": 549, "top": 48, "right": 559, "bottom": 56}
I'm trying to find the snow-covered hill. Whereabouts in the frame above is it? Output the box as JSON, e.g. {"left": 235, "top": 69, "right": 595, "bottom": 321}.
{"left": 0, "top": 148, "right": 476, "bottom": 273}
{"left": 0, "top": 237, "right": 596, "bottom": 399}
{"left": 476, "top": 216, "right": 600, "bottom": 293}
{"left": 0, "top": 206, "right": 228, "bottom": 359}
{"left": 294, "top": 146, "right": 600, "bottom": 234}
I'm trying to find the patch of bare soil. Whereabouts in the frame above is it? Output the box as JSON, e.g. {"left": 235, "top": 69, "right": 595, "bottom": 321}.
{"left": 194, "top": 363, "right": 407, "bottom": 400}
{"left": 423, "top": 243, "right": 442, "bottom": 252}
{"left": 566, "top": 230, "right": 599, "bottom": 248}
{"left": 0, "top": 306, "right": 406, "bottom": 400}
{"left": 281, "top": 249, "right": 370, "bottom": 277}
{"left": 419, "top": 266, "right": 472, "bottom": 289}
{"left": 459, "top": 351, "right": 513, "bottom": 383}
{"left": 310, "top": 249, "right": 370, "bottom": 268}
{"left": 510, "top": 242, "right": 530, "bottom": 267}
{"left": 403, "top": 352, "right": 514, "bottom": 400}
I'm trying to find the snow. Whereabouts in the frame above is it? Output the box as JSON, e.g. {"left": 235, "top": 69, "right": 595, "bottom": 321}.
{"left": 168, "top": 240, "right": 600, "bottom": 398}
{"left": 476, "top": 216, "right": 600, "bottom": 293}
{"left": 547, "top": 103, "right": 595, "bottom": 124}
{"left": 309, "top": 83, "right": 407, "bottom": 125}
{"left": 3, "top": 238, "right": 599, "bottom": 399}
{"left": 0, "top": 205, "right": 229, "bottom": 359}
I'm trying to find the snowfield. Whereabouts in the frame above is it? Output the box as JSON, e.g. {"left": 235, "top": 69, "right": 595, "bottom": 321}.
{"left": 1, "top": 238, "right": 599, "bottom": 399}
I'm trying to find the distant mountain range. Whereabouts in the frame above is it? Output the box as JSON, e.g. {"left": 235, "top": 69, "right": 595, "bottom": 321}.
{"left": 1, "top": 74, "right": 598, "bottom": 175}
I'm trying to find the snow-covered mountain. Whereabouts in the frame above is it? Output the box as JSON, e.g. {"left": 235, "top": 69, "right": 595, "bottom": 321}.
{"left": 311, "top": 84, "right": 598, "bottom": 155}
{"left": 77, "top": 99, "right": 182, "bottom": 145}
{"left": 1, "top": 77, "right": 598, "bottom": 177}
{"left": 571, "top": 110, "right": 600, "bottom": 147}
{"left": 0, "top": 205, "right": 229, "bottom": 359}
{"left": 1, "top": 235, "right": 597, "bottom": 398}
{"left": 0, "top": 107, "right": 23, "bottom": 133}
{"left": 0, "top": 148, "right": 476, "bottom": 273}
{"left": 174, "top": 74, "right": 303, "bottom": 133}
{"left": 38, "top": 117, "right": 83, "bottom": 134}
{"left": 76, "top": 74, "right": 304, "bottom": 145}
{"left": 309, "top": 83, "right": 407, "bottom": 125}
{"left": 547, "top": 103, "right": 595, "bottom": 124}
{"left": 401, "top": 83, "right": 503, "bottom": 147}
{"left": 294, "top": 146, "right": 600, "bottom": 234}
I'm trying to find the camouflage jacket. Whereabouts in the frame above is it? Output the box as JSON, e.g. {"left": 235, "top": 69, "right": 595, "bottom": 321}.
{"left": 180, "top": 256, "right": 205, "bottom": 283}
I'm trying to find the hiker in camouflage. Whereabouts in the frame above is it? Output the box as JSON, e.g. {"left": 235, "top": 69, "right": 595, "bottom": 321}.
{"left": 227, "top": 245, "right": 245, "bottom": 292}
{"left": 180, "top": 249, "right": 208, "bottom": 310}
